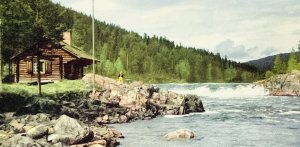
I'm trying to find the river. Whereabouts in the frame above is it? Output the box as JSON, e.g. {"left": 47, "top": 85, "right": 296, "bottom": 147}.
{"left": 112, "top": 83, "right": 300, "bottom": 147}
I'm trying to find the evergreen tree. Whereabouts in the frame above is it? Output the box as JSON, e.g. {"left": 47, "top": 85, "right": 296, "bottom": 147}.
{"left": 114, "top": 57, "right": 125, "bottom": 74}
{"left": 287, "top": 48, "right": 297, "bottom": 72}
{"left": 265, "top": 70, "right": 273, "bottom": 79}
{"left": 175, "top": 60, "right": 190, "bottom": 81}
{"left": 273, "top": 54, "right": 284, "bottom": 74}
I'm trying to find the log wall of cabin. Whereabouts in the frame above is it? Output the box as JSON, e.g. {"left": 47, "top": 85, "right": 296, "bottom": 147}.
{"left": 41, "top": 48, "right": 77, "bottom": 79}
{"left": 18, "top": 57, "right": 61, "bottom": 82}
{"left": 42, "top": 48, "right": 77, "bottom": 63}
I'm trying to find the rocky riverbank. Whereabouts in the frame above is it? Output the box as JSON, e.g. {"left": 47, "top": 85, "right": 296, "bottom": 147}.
{"left": 257, "top": 70, "right": 300, "bottom": 96}
{"left": 0, "top": 74, "right": 205, "bottom": 146}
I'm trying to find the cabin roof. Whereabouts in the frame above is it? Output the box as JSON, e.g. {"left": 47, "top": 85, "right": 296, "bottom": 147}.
{"left": 60, "top": 42, "right": 95, "bottom": 61}
{"left": 11, "top": 41, "right": 99, "bottom": 62}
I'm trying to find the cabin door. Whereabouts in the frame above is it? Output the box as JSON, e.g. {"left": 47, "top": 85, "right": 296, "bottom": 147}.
{"left": 64, "top": 61, "right": 79, "bottom": 80}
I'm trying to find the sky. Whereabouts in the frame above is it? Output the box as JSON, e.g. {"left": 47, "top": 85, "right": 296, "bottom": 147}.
{"left": 51, "top": 0, "right": 300, "bottom": 62}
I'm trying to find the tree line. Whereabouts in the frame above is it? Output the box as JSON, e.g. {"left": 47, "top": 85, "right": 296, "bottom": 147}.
{"left": 0, "top": 0, "right": 262, "bottom": 83}
{"left": 266, "top": 42, "right": 300, "bottom": 78}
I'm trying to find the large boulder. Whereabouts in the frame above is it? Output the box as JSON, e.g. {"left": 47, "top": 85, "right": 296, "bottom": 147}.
{"left": 181, "top": 95, "right": 205, "bottom": 113}
{"left": 163, "top": 129, "right": 195, "bottom": 140}
{"left": 47, "top": 115, "right": 93, "bottom": 145}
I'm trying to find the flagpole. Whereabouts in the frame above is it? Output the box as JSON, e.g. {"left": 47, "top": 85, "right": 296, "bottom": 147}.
{"left": 92, "top": 0, "right": 95, "bottom": 94}
{"left": 0, "top": 19, "right": 2, "bottom": 90}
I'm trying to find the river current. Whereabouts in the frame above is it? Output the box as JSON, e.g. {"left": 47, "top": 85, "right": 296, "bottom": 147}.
{"left": 112, "top": 83, "right": 300, "bottom": 147}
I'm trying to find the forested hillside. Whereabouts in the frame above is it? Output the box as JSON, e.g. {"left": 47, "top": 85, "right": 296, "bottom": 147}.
{"left": 0, "top": 0, "right": 262, "bottom": 83}
{"left": 246, "top": 53, "right": 291, "bottom": 71}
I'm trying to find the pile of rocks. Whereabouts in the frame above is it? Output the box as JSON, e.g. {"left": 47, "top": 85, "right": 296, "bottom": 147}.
{"left": 0, "top": 114, "right": 121, "bottom": 147}
{"left": 259, "top": 70, "right": 300, "bottom": 96}
{"left": 83, "top": 74, "right": 205, "bottom": 120}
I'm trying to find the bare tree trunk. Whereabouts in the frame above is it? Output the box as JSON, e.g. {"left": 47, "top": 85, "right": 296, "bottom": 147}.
{"left": 8, "top": 61, "right": 11, "bottom": 82}
{"left": 37, "top": 55, "right": 42, "bottom": 96}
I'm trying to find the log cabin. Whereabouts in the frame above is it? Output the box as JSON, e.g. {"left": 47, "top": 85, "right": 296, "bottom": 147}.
{"left": 11, "top": 32, "right": 97, "bottom": 83}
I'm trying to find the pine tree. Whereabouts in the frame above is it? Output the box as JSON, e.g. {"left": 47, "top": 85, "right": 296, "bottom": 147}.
{"left": 273, "top": 54, "right": 284, "bottom": 74}
{"left": 175, "top": 60, "right": 190, "bottom": 81}
{"left": 297, "top": 41, "right": 300, "bottom": 71}
{"left": 287, "top": 48, "right": 297, "bottom": 72}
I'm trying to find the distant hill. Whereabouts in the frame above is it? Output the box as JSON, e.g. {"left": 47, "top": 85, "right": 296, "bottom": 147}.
{"left": 245, "top": 53, "right": 292, "bottom": 71}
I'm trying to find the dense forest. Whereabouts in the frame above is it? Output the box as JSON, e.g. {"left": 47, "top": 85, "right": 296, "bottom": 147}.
{"left": 0, "top": 0, "right": 262, "bottom": 83}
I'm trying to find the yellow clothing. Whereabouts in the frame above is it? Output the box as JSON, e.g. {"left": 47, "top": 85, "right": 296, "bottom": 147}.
{"left": 118, "top": 76, "right": 123, "bottom": 83}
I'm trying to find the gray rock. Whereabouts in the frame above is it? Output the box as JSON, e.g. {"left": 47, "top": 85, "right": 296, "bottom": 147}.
{"left": 26, "top": 124, "right": 48, "bottom": 139}
{"left": 118, "top": 115, "right": 127, "bottom": 123}
{"left": 89, "top": 144, "right": 105, "bottom": 147}
{"left": 9, "top": 119, "right": 24, "bottom": 133}
{"left": 164, "top": 129, "right": 195, "bottom": 140}
{"left": 1, "top": 134, "right": 42, "bottom": 147}
{"left": 91, "top": 126, "right": 114, "bottom": 139}
{"left": 0, "top": 130, "right": 12, "bottom": 141}
{"left": 47, "top": 115, "right": 93, "bottom": 145}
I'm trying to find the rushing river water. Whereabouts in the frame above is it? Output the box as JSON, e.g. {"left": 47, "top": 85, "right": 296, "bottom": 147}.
{"left": 112, "top": 83, "right": 300, "bottom": 147}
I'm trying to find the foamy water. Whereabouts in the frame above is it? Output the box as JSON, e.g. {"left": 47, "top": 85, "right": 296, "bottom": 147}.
{"left": 158, "top": 83, "right": 269, "bottom": 98}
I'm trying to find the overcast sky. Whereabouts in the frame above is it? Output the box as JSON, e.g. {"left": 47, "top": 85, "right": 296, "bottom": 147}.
{"left": 52, "top": 0, "right": 300, "bottom": 62}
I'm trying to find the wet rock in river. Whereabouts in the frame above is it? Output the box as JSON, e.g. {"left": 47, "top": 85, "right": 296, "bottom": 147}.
{"left": 164, "top": 129, "right": 195, "bottom": 140}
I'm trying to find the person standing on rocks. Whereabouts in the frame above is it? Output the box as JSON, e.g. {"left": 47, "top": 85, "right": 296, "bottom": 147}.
{"left": 118, "top": 72, "right": 124, "bottom": 83}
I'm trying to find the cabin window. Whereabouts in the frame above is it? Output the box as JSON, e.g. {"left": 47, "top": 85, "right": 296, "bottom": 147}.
{"left": 33, "top": 60, "right": 46, "bottom": 74}
{"left": 28, "top": 59, "right": 51, "bottom": 75}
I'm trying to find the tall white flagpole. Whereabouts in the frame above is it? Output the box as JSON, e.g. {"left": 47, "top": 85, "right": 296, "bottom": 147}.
{"left": 0, "top": 19, "right": 2, "bottom": 90}
{"left": 92, "top": 0, "right": 95, "bottom": 94}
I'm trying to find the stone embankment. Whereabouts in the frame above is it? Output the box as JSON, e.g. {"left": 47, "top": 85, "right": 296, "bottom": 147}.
{"left": 258, "top": 70, "right": 300, "bottom": 96}
{"left": 0, "top": 74, "right": 205, "bottom": 146}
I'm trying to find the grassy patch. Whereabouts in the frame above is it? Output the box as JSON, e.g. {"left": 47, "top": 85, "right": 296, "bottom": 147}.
{"left": 0, "top": 80, "right": 91, "bottom": 113}
{"left": 0, "top": 80, "right": 91, "bottom": 96}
